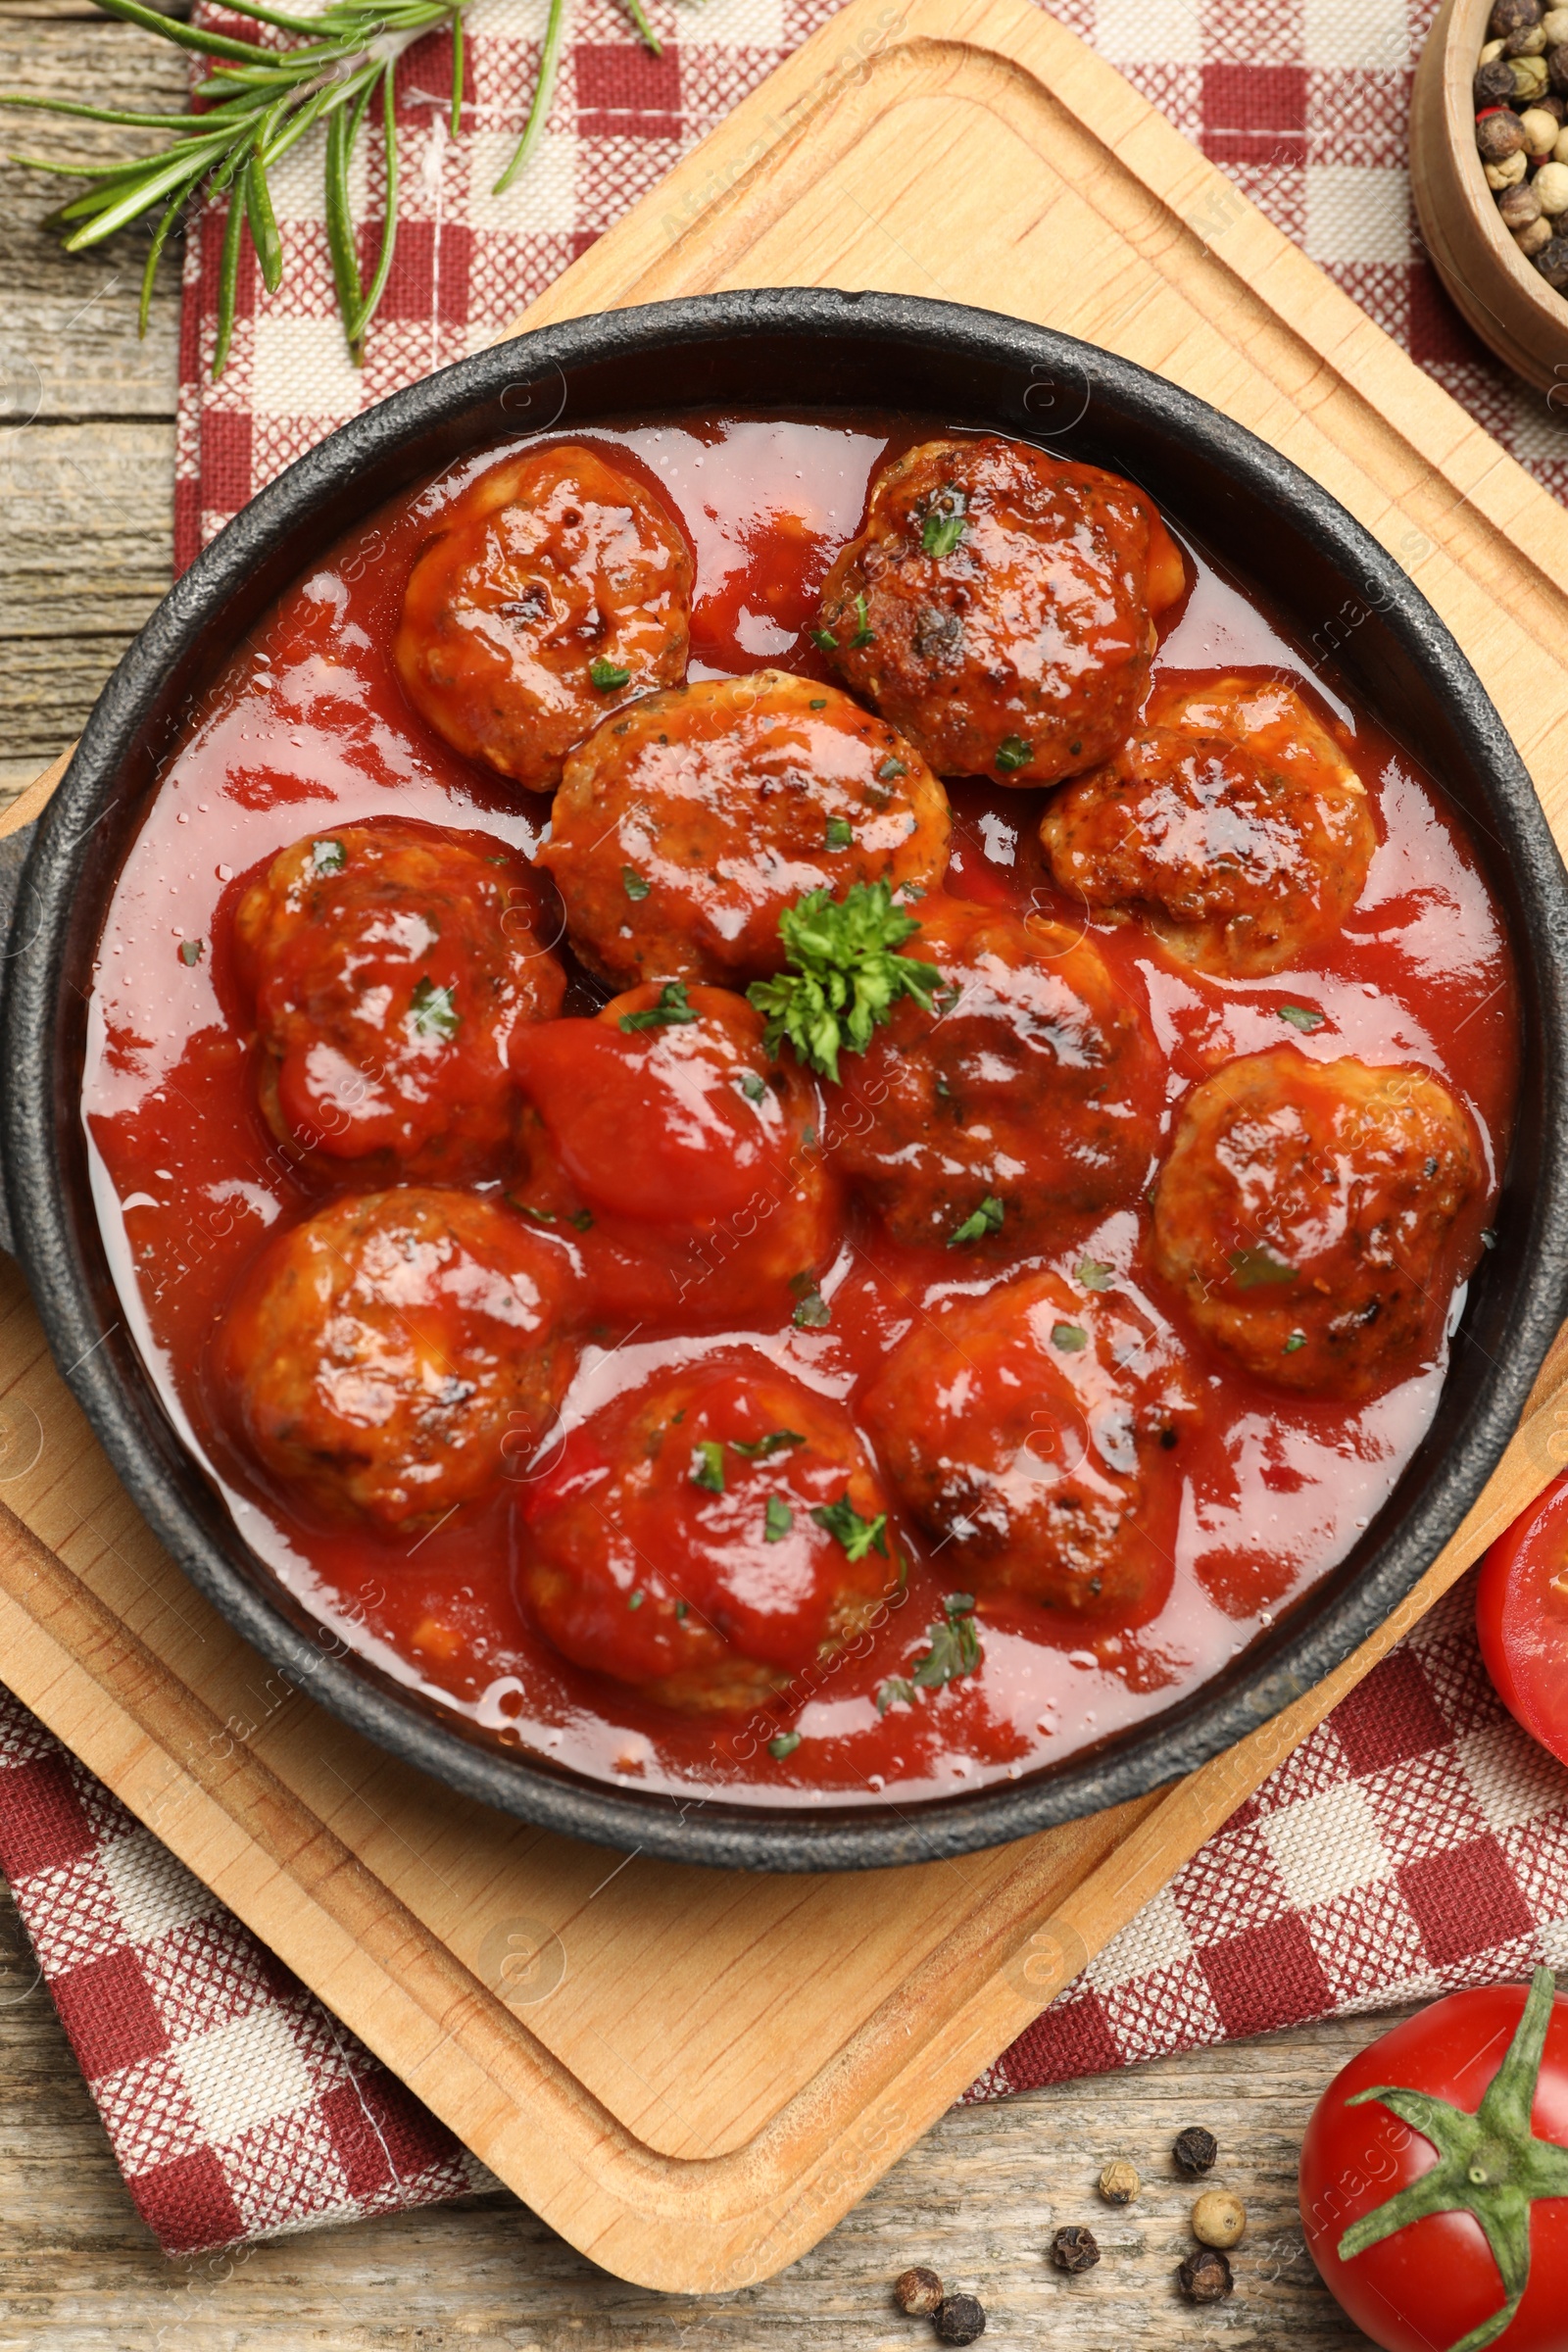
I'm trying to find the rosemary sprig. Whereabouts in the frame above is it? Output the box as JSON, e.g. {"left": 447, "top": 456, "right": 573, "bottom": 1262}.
{"left": 2, "top": 0, "right": 661, "bottom": 377}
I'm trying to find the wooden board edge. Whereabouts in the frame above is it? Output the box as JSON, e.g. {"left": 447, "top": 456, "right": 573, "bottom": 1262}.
{"left": 0, "top": 747, "right": 70, "bottom": 842}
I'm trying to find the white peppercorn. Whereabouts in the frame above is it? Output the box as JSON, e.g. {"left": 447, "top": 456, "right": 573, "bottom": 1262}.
{"left": 1520, "top": 104, "right": 1561, "bottom": 150}
{"left": 1544, "top": 4, "right": 1568, "bottom": 37}
{"left": 1534, "top": 156, "right": 1568, "bottom": 207}
{"left": 1192, "top": 2189, "right": 1248, "bottom": 2249}
{"left": 1553, "top": 123, "right": 1568, "bottom": 160}
{"left": 1482, "top": 33, "right": 1507, "bottom": 56}
{"left": 1518, "top": 213, "right": 1555, "bottom": 252}
{"left": 1486, "top": 147, "right": 1532, "bottom": 185}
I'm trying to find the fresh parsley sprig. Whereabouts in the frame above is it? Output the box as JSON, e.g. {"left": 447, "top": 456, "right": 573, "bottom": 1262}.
{"left": 747, "top": 882, "right": 942, "bottom": 1083}
{"left": 3, "top": 0, "right": 660, "bottom": 378}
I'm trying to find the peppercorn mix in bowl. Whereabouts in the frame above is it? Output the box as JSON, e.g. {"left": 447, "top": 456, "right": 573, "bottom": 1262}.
{"left": 1412, "top": 0, "right": 1568, "bottom": 390}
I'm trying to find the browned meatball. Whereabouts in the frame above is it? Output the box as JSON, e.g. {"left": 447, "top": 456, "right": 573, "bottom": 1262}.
{"left": 1151, "top": 1049, "right": 1480, "bottom": 1398}
{"left": 535, "top": 670, "right": 950, "bottom": 988}
{"left": 1040, "top": 674, "right": 1376, "bottom": 975}
{"left": 232, "top": 821, "right": 564, "bottom": 1183}
{"left": 518, "top": 1358, "right": 902, "bottom": 1712}
{"left": 825, "top": 896, "right": 1161, "bottom": 1250}
{"left": 861, "top": 1273, "right": 1194, "bottom": 1619}
{"left": 393, "top": 443, "right": 692, "bottom": 792}
{"left": 217, "top": 1189, "right": 581, "bottom": 1531}
{"left": 815, "top": 435, "right": 1176, "bottom": 785}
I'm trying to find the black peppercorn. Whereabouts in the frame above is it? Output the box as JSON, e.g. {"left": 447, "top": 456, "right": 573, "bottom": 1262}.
{"left": 1173, "top": 2126, "right": 1218, "bottom": 2175}
{"left": 1052, "top": 2225, "right": 1101, "bottom": 2274}
{"left": 935, "top": 2293, "right": 987, "bottom": 2345}
{"left": 1177, "top": 2247, "right": 1234, "bottom": 2303}
{"left": 1540, "top": 90, "right": 1567, "bottom": 119}
{"left": 1479, "top": 106, "right": 1528, "bottom": 158}
{"left": 894, "top": 2266, "right": 945, "bottom": 2316}
{"left": 1536, "top": 233, "right": 1568, "bottom": 284}
{"left": 1477, "top": 55, "right": 1521, "bottom": 102}
{"left": 1550, "top": 39, "right": 1568, "bottom": 90}
{"left": 1492, "top": 0, "right": 1542, "bottom": 32}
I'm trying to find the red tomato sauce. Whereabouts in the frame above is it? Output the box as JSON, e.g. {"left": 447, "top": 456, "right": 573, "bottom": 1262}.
{"left": 81, "top": 414, "right": 1518, "bottom": 1809}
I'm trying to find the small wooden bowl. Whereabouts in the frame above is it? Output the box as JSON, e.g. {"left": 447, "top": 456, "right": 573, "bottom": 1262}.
{"left": 1411, "top": 0, "right": 1568, "bottom": 393}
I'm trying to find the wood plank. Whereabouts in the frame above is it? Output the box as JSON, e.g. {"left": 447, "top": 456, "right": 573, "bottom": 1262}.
{"left": 1, "top": 0, "right": 1566, "bottom": 2297}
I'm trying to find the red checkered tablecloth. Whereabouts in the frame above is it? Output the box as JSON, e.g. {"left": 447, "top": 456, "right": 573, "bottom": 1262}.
{"left": 6, "top": 0, "right": 1566, "bottom": 2266}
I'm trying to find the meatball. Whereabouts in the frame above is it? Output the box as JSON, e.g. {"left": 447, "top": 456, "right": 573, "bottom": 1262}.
{"left": 393, "top": 443, "right": 692, "bottom": 792}
{"left": 814, "top": 435, "right": 1179, "bottom": 785}
{"left": 862, "top": 1273, "right": 1193, "bottom": 1619}
{"left": 1151, "top": 1048, "right": 1481, "bottom": 1398}
{"left": 517, "top": 1360, "right": 902, "bottom": 1712}
{"left": 536, "top": 670, "right": 950, "bottom": 988}
{"left": 510, "top": 983, "right": 841, "bottom": 1328}
{"left": 1040, "top": 675, "right": 1377, "bottom": 974}
{"left": 217, "top": 1189, "right": 581, "bottom": 1531}
{"left": 825, "top": 896, "right": 1161, "bottom": 1250}
{"left": 233, "top": 821, "right": 564, "bottom": 1183}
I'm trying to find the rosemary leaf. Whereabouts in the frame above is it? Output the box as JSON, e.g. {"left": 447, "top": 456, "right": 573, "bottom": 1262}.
{"left": 346, "top": 63, "right": 400, "bottom": 347}
{"left": 494, "top": 0, "right": 569, "bottom": 194}
{"left": 244, "top": 154, "right": 283, "bottom": 295}
{"left": 91, "top": 0, "right": 274, "bottom": 65}
{"left": 214, "top": 169, "right": 248, "bottom": 381}
{"left": 138, "top": 193, "right": 181, "bottom": 338}
{"left": 620, "top": 0, "right": 662, "bottom": 54}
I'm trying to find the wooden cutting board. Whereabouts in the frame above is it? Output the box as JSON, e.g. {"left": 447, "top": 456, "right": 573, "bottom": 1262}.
{"left": 7, "top": 0, "right": 1568, "bottom": 2294}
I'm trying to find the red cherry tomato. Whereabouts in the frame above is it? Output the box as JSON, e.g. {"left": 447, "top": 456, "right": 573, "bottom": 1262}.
{"left": 1298, "top": 1979, "right": 1568, "bottom": 2352}
{"left": 1477, "top": 1470, "right": 1568, "bottom": 1767}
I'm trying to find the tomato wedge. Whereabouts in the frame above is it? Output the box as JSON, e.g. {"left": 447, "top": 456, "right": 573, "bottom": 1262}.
{"left": 1476, "top": 1470, "right": 1568, "bottom": 1769}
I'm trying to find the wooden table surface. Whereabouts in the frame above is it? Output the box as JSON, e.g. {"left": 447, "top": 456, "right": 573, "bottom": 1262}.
{"left": 0, "top": 10, "right": 1412, "bottom": 2343}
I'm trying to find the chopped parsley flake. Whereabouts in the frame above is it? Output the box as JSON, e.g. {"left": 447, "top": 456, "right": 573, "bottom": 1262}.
{"left": 674, "top": 1598, "right": 689, "bottom": 1620}
{"left": 763, "top": 1495, "right": 794, "bottom": 1543}
{"left": 825, "top": 815, "right": 855, "bottom": 851}
{"left": 568, "top": 1208, "right": 595, "bottom": 1233}
{"left": 1283, "top": 1331, "right": 1307, "bottom": 1352}
{"left": 809, "top": 1495, "right": 889, "bottom": 1562}
{"left": 739, "top": 1069, "right": 767, "bottom": 1103}
{"left": 809, "top": 697, "right": 828, "bottom": 710}
{"left": 809, "top": 627, "right": 837, "bottom": 654}
{"left": 995, "top": 736, "right": 1033, "bottom": 773}
{"left": 910, "top": 1592, "right": 982, "bottom": 1690}
{"left": 1229, "top": 1246, "right": 1298, "bottom": 1289}
{"left": 512, "top": 1200, "right": 556, "bottom": 1225}
{"left": 851, "top": 592, "right": 875, "bottom": 648}
{"left": 921, "top": 508, "right": 966, "bottom": 559}
{"left": 877, "top": 1676, "right": 915, "bottom": 1715}
{"left": 877, "top": 756, "right": 907, "bottom": 781}
{"left": 949, "top": 1195, "right": 1004, "bottom": 1248}
{"left": 621, "top": 866, "right": 651, "bottom": 901}
{"left": 1077, "top": 1257, "right": 1114, "bottom": 1291}
{"left": 177, "top": 939, "right": 204, "bottom": 967}
{"left": 768, "top": 1731, "right": 802, "bottom": 1760}
{"left": 620, "top": 981, "right": 700, "bottom": 1032}
{"left": 792, "top": 1288, "right": 831, "bottom": 1330}
{"left": 627, "top": 1590, "right": 645, "bottom": 1610}
{"left": 747, "top": 881, "right": 941, "bottom": 1082}
{"left": 408, "top": 977, "right": 459, "bottom": 1042}
{"left": 1052, "top": 1321, "right": 1089, "bottom": 1352}
{"left": 1277, "top": 1004, "right": 1326, "bottom": 1033}
{"left": 691, "top": 1441, "right": 726, "bottom": 1494}
{"left": 309, "top": 838, "right": 345, "bottom": 874}
{"left": 589, "top": 657, "right": 631, "bottom": 691}
{"left": 731, "top": 1430, "right": 806, "bottom": 1459}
